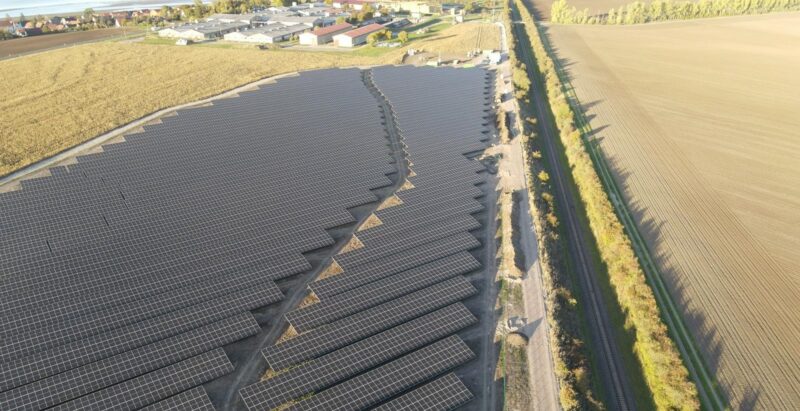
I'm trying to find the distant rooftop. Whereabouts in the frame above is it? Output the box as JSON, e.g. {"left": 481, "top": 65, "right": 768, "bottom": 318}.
{"left": 341, "top": 23, "right": 384, "bottom": 38}
{"left": 310, "top": 22, "right": 354, "bottom": 37}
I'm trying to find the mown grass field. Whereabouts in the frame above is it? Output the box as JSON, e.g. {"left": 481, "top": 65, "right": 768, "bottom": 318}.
{"left": 0, "top": 22, "right": 499, "bottom": 178}
{"left": 547, "top": 13, "right": 800, "bottom": 409}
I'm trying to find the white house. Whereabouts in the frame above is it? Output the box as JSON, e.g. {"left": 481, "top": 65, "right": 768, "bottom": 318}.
{"left": 299, "top": 22, "right": 353, "bottom": 46}
{"left": 332, "top": 23, "right": 384, "bottom": 48}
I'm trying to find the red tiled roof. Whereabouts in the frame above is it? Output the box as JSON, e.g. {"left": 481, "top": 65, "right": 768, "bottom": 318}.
{"left": 311, "top": 22, "right": 353, "bottom": 37}
{"left": 341, "top": 23, "right": 383, "bottom": 38}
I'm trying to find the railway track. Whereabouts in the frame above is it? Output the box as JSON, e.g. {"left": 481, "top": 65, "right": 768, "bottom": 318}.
{"left": 508, "top": 3, "right": 636, "bottom": 410}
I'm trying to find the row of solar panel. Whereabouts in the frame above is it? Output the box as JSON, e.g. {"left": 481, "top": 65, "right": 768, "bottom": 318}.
{"left": 238, "top": 66, "right": 493, "bottom": 410}
{"left": 0, "top": 69, "right": 398, "bottom": 409}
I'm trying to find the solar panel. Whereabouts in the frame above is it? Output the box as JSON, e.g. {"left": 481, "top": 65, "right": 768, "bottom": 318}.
{"left": 3, "top": 266, "right": 281, "bottom": 361}
{"left": 0, "top": 66, "right": 493, "bottom": 409}
{"left": 241, "top": 303, "right": 476, "bottom": 411}
{"left": 286, "top": 252, "right": 480, "bottom": 332}
{"left": 1, "top": 282, "right": 282, "bottom": 392}
{"left": 0, "top": 314, "right": 258, "bottom": 410}
{"left": 283, "top": 335, "right": 475, "bottom": 411}
{"left": 264, "top": 276, "right": 477, "bottom": 370}
{"left": 335, "top": 215, "right": 482, "bottom": 266}
{"left": 49, "top": 349, "right": 233, "bottom": 411}
{"left": 373, "top": 373, "right": 473, "bottom": 411}
{"left": 310, "top": 232, "right": 481, "bottom": 299}
{"left": 140, "top": 387, "right": 215, "bottom": 411}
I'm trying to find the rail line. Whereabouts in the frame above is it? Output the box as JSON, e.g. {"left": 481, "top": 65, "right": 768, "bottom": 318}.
{"left": 508, "top": 2, "right": 636, "bottom": 409}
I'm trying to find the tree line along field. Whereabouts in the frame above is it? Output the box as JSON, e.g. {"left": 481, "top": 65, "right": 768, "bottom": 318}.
{"left": 0, "top": 22, "right": 499, "bottom": 179}
{"left": 546, "top": 13, "right": 800, "bottom": 409}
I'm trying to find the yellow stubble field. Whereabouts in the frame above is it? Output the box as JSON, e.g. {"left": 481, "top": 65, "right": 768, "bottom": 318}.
{"left": 547, "top": 13, "right": 800, "bottom": 409}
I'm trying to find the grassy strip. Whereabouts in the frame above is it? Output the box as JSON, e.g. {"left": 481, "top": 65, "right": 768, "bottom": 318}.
{"left": 502, "top": 3, "right": 602, "bottom": 410}
{"left": 551, "top": 0, "right": 800, "bottom": 24}
{"left": 514, "top": 0, "right": 703, "bottom": 409}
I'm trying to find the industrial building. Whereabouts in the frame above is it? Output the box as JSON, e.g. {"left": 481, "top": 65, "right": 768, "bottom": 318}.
{"left": 332, "top": 23, "right": 384, "bottom": 48}
{"left": 275, "top": 14, "right": 334, "bottom": 27}
{"left": 299, "top": 22, "right": 353, "bottom": 46}
{"left": 228, "top": 23, "right": 310, "bottom": 43}
{"left": 205, "top": 13, "right": 271, "bottom": 25}
{"left": 157, "top": 21, "right": 249, "bottom": 41}
{"left": 223, "top": 23, "right": 309, "bottom": 43}
{"left": 159, "top": 10, "right": 334, "bottom": 43}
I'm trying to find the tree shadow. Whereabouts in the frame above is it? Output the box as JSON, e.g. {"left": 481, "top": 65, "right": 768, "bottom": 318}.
{"left": 536, "top": 20, "right": 756, "bottom": 408}
{"left": 602, "top": 155, "right": 761, "bottom": 408}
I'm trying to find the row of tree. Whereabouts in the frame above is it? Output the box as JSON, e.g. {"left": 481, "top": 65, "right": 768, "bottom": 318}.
{"left": 552, "top": 0, "right": 800, "bottom": 24}
{"left": 514, "top": 0, "right": 702, "bottom": 409}
{"left": 502, "top": 2, "right": 602, "bottom": 410}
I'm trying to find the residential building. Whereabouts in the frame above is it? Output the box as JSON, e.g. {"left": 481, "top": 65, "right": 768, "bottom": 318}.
{"left": 298, "top": 22, "right": 353, "bottom": 46}
{"left": 332, "top": 23, "right": 384, "bottom": 47}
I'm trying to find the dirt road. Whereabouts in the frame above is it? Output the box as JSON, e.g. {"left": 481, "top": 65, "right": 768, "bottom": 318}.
{"left": 509, "top": 4, "right": 636, "bottom": 409}
{"left": 495, "top": 21, "right": 560, "bottom": 411}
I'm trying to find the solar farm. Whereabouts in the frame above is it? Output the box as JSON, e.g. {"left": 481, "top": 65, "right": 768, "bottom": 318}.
{"left": 0, "top": 66, "right": 495, "bottom": 410}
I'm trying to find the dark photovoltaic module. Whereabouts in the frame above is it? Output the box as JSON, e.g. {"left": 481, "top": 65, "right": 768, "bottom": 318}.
{"left": 0, "top": 69, "right": 395, "bottom": 410}
{"left": 1, "top": 66, "right": 493, "bottom": 410}
{"left": 240, "top": 66, "right": 493, "bottom": 410}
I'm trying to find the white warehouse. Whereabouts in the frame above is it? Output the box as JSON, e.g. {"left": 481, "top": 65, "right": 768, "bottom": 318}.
{"left": 224, "top": 24, "right": 310, "bottom": 43}
{"left": 158, "top": 21, "right": 250, "bottom": 41}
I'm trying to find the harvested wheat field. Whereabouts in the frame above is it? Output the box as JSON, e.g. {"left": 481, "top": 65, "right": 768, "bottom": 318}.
{"left": 547, "top": 13, "right": 800, "bottom": 409}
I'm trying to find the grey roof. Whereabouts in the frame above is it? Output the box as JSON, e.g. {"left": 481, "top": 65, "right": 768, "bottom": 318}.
{"left": 273, "top": 15, "right": 325, "bottom": 25}
{"left": 226, "top": 22, "right": 289, "bottom": 36}
{"left": 162, "top": 21, "right": 249, "bottom": 34}
{"left": 261, "top": 24, "right": 310, "bottom": 38}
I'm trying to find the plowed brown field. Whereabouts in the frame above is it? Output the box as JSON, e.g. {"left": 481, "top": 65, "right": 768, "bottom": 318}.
{"left": 547, "top": 13, "right": 800, "bottom": 409}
